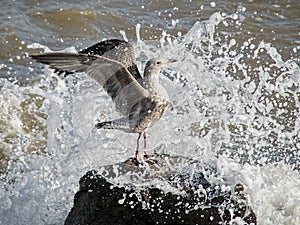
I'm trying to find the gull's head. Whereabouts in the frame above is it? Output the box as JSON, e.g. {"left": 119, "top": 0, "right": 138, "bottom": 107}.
{"left": 144, "top": 58, "right": 176, "bottom": 78}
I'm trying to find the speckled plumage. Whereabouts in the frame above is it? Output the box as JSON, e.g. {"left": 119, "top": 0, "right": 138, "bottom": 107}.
{"left": 31, "top": 39, "right": 172, "bottom": 163}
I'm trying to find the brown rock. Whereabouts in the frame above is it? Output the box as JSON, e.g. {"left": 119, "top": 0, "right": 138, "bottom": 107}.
{"left": 65, "top": 154, "right": 256, "bottom": 225}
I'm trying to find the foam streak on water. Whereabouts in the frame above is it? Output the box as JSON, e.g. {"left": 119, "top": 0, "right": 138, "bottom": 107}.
{"left": 1, "top": 10, "right": 300, "bottom": 225}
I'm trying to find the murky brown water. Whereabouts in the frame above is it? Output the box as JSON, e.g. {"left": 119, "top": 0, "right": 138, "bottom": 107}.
{"left": 1, "top": 0, "right": 299, "bottom": 62}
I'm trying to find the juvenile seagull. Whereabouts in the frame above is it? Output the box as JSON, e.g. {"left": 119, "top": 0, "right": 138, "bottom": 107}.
{"left": 30, "top": 39, "right": 173, "bottom": 163}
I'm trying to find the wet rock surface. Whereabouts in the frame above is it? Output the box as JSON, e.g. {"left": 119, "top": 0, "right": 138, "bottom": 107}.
{"left": 65, "top": 154, "right": 256, "bottom": 225}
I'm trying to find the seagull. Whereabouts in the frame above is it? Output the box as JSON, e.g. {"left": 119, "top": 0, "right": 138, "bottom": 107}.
{"left": 30, "top": 39, "right": 174, "bottom": 163}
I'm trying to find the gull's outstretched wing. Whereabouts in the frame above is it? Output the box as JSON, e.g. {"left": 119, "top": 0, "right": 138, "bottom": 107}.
{"left": 79, "top": 39, "right": 143, "bottom": 81}
{"left": 80, "top": 39, "right": 133, "bottom": 65}
{"left": 30, "top": 52, "right": 148, "bottom": 115}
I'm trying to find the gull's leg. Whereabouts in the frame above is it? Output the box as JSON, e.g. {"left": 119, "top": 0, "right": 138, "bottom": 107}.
{"left": 143, "top": 132, "right": 147, "bottom": 148}
{"left": 142, "top": 132, "right": 155, "bottom": 158}
{"left": 135, "top": 133, "right": 143, "bottom": 163}
{"left": 144, "top": 131, "right": 155, "bottom": 158}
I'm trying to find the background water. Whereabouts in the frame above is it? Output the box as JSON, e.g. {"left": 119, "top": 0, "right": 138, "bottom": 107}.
{"left": 1, "top": 0, "right": 300, "bottom": 224}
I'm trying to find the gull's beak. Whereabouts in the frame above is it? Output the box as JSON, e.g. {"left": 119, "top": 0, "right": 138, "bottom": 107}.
{"left": 166, "top": 58, "right": 177, "bottom": 63}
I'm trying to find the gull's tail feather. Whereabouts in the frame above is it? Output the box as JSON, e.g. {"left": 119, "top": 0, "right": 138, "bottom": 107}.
{"left": 95, "top": 118, "right": 132, "bottom": 132}
{"left": 96, "top": 121, "right": 113, "bottom": 129}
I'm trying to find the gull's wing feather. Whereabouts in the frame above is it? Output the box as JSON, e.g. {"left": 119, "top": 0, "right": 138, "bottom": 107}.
{"left": 80, "top": 39, "right": 134, "bottom": 66}
{"left": 30, "top": 52, "right": 96, "bottom": 73}
{"left": 85, "top": 56, "right": 149, "bottom": 114}
{"left": 30, "top": 52, "right": 148, "bottom": 115}
{"left": 79, "top": 39, "right": 143, "bottom": 81}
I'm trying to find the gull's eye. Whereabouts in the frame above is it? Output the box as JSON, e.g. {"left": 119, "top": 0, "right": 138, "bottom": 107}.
{"left": 156, "top": 61, "right": 162, "bottom": 65}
